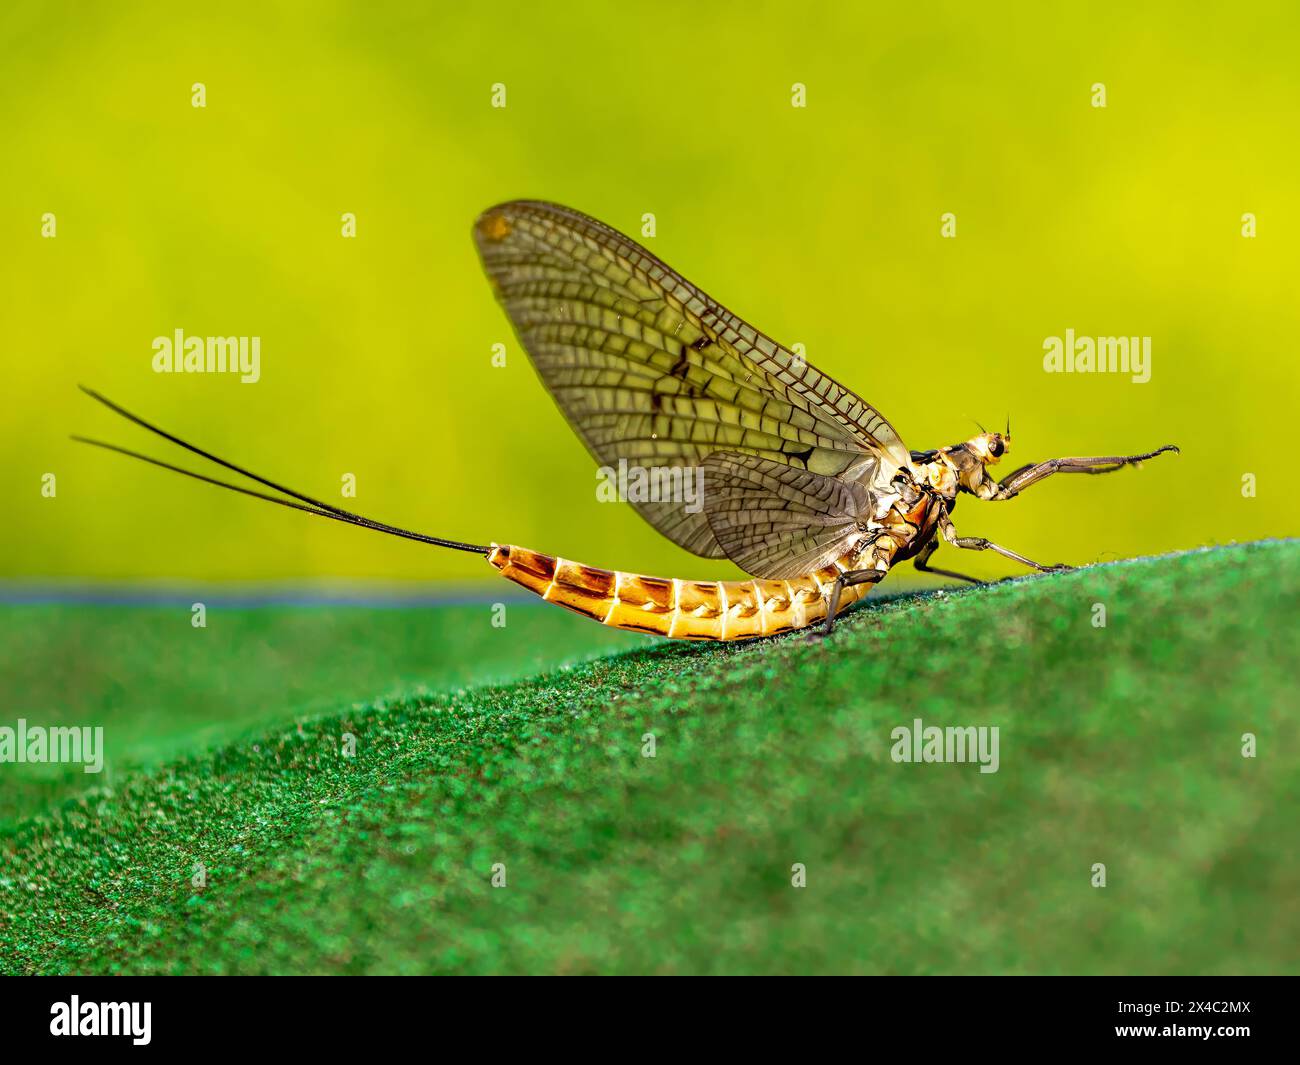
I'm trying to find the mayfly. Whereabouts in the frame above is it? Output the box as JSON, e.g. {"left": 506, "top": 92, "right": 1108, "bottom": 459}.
{"left": 76, "top": 200, "right": 1178, "bottom": 640}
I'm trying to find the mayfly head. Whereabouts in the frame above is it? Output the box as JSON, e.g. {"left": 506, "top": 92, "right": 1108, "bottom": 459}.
{"left": 966, "top": 430, "right": 1010, "bottom": 466}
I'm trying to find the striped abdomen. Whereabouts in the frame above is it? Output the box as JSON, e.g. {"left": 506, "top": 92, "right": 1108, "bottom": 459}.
{"left": 486, "top": 544, "right": 879, "bottom": 641}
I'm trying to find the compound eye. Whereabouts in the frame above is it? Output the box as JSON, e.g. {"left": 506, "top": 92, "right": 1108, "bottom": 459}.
{"left": 989, "top": 439, "right": 1004, "bottom": 458}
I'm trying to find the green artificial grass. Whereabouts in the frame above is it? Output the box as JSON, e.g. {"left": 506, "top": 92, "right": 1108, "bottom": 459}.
{"left": 0, "top": 598, "right": 632, "bottom": 824}
{"left": 1, "top": 541, "right": 1296, "bottom": 975}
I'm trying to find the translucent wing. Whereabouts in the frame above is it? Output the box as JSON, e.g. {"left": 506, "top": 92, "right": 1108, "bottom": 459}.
{"left": 702, "top": 452, "right": 873, "bottom": 579}
{"left": 474, "top": 200, "right": 908, "bottom": 559}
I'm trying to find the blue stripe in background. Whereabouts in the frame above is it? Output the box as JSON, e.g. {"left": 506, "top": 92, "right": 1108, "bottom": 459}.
{"left": 0, "top": 584, "right": 533, "bottom": 609}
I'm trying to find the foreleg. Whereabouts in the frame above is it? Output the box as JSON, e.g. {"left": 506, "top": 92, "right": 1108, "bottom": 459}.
{"left": 987, "top": 445, "right": 1177, "bottom": 501}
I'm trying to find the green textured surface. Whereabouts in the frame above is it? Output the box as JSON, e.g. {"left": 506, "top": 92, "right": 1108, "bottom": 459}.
{"left": 0, "top": 598, "right": 634, "bottom": 824}
{"left": 1, "top": 541, "right": 1295, "bottom": 974}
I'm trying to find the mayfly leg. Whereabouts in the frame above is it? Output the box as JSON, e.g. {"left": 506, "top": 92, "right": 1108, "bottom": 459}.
{"left": 939, "top": 521, "right": 1071, "bottom": 574}
{"left": 951, "top": 537, "right": 1072, "bottom": 573}
{"left": 912, "top": 537, "right": 984, "bottom": 585}
{"left": 989, "top": 445, "right": 1178, "bottom": 500}
{"left": 814, "top": 567, "right": 886, "bottom": 639}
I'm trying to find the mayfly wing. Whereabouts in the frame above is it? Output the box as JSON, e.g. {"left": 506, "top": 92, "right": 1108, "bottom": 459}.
{"left": 702, "top": 452, "right": 874, "bottom": 579}
{"left": 474, "top": 200, "right": 910, "bottom": 560}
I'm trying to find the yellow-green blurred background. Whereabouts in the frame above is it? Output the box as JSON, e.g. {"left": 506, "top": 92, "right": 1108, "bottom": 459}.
{"left": 3, "top": 0, "right": 1297, "bottom": 586}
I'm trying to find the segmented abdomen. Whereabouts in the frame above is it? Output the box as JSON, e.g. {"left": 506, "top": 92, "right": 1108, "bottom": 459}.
{"left": 486, "top": 544, "right": 876, "bottom": 640}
